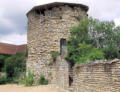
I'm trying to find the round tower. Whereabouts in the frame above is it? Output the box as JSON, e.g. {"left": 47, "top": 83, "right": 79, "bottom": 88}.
{"left": 27, "top": 2, "right": 88, "bottom": 80}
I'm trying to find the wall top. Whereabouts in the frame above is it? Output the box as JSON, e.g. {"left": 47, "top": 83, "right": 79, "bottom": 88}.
{"left": 75, "top": 59, "right": 120, "bottom": 68}
{"left": 26, "top": 2, "right": 89, "bottom": 17}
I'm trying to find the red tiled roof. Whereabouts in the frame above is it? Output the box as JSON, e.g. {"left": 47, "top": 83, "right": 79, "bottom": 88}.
{"left": 0, "top": 42, "right": 26, "bottom": 55}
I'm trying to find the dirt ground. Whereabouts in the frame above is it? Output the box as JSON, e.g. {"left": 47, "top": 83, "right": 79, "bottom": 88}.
{"left": 0, "top": 84, "right": 62, "bottom": 92}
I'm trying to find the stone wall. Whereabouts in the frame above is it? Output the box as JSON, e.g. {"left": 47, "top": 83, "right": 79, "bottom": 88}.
{"left": 27, "top": 3, "right": 120, "bottom": 92}
{"left": 51, "top": 56, "right": 70, "bottom": 89}
{"left": 72, "top": 59, "right": 120, "bottom": 92}
{"left": 50, "top": 57, "right": 120, "bottom": 92}
{"left": 27, "top": 4, "right": 88, "bottom": 80}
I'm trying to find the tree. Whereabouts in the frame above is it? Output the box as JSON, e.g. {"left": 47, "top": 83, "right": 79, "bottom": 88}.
{"left": 4, "top": 52, "right": 26, "bottom": 78}
{"left": 0, "top": 54, "right": 10, "bottom": 72}
{"left": 88, "top": 18, "right": 120, "bottom": 59}
{"left": 66, "top": 18, "right": 120, "bottom": 66}
{"left": 0, "top": 55, "right": 5, "bottom": 71}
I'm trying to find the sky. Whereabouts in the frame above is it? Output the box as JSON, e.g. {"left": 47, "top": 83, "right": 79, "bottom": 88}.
{"left": 0, "top": 0, "right": 120, "bottom": 45}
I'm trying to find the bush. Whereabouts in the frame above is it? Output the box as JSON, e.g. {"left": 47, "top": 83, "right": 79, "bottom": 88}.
{"left": 4, "top": 56, "right": 16, "bottom": 78}
{"left": 0, "top": 47, "right": 26, "bottom": 84}
{"left": 12, "top": 72, "right": 25, "bottom": 84}
{"left": 50, "top": 51, "right": 59, "bottom": 62}
{"left": 0, "top": 76, "right": 6, "bottom": 85}
{"left": 103, "top": 43, "right": 120, "bottom": 59}
{"left": 0, "top": 54, "right": 10, "bottom": 72}
{"left": 49, "top": 51, "right": 59, "bottom": 65}
{"left": 4, "top": 52, "right": 26, "bottom": 78}
{"left": 24, "top": 71, "right": 34, "bottom": 86}
{"left": 0, "top": 55, "right": 5, "bottom": 72}
{"left": 66, "top": 43, "right": 104, "bottom": 65}
{"left": 38, "top": 74, "right": 48, "bottom": 85}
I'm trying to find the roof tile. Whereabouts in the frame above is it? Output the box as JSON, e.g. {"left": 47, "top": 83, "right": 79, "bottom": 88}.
{"left": 0, "top": 43, "right": 26, "bottom": 55}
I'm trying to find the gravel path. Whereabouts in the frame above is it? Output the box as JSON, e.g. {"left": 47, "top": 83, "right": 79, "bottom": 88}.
{"left": 0, "top": 84, "right": 60, "bottom": 92}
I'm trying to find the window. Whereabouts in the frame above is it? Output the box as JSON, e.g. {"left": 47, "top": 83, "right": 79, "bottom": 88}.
{"left": 60, "top": 38, "right": 67, "bottom": 56}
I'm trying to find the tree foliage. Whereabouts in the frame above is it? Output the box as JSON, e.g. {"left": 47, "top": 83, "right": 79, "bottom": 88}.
{"left": 66, "top": 43, "right": 104, "bottom": 65}
{"left": 66, "top": 18, "right": 120, "bottom": 66}
{"left": 88, "top": 18, "right": 120, "bottom": 59}
{"left": 4, "top": 52, "right": 26, "bottom": 78}
{"left": 0, "top": 75, "right": 6, "bottom": 85}
{"left": 0, "top": 54, "right": 10, "bottom": 72}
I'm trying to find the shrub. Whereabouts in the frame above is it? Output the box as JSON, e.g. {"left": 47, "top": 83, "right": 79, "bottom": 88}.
{"left": 103, "top": 43, "right": 120, "bottom": 59}
{"left": 0, "top": 75, "right": 6, "bottom": 85}
{"left": 50, "top": 51, "right": 59, "bottom": 62}
{"left": 38, "top": 74, "right": 48, "bottom": 85}
{"left": 66, "top": 43, "right": 104, "bottom": 65}
{"left": 49, "top": 51, "right": 60, "bottom": 65}
{"left": 0, "top": 54, "right": 10, "bottom": 72}
{"left": 0, "top": 55, "right": 5, "bottom": 72}
{"left": 12, "top": 72, "right": 25, "bottom": 84}
{"left": 24, "top": 70, "right": 34, "bottom": 86}
{"left": 4, "top": 52, "right": 26, "bottom": 78}
{"left": 4, "top": 56, "right": 16, "bottom": 78}
{"left": 25, "top": 49, "right": 28, "bottom": 57}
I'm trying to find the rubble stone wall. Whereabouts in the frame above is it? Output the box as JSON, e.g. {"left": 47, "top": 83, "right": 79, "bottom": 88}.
{"left": 72, "top": 59, "right": 120, "bottom": 92}
{"left": 51, "top": 56, "right": 70, "bottom": 89}
{"left": 27, "top": 5, "right": 87, "bottom": 80}
{"left": 27, "top": 3, "right": 120, "bottom": 92}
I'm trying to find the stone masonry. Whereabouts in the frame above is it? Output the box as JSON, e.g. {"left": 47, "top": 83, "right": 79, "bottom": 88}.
{"left": 53, "top": 58, "right": 120, "bottom": 92}
{"left": 27, "top": 3, "right": 120, "bottom": 92}
{"left": 52, "top": 55, "right": 70, "bottom": 89}
{"left": 26, "top": 2, "right": 88, "bottom": 80}
{"left": 72, "top": 59, "right": 120, "bottom": 92}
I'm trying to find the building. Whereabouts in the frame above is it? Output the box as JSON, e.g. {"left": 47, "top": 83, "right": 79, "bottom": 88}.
{"left": 26, "top": 2, "right": 120, "bottom": 92}
{"left": 0, "top": 42, "right": 26, "bottom": 72}
{"left": 0, "top": 42, "right": 26, "bottom": 55}
{"left": 27, "top": 2, "right": 88, "bottom": 80}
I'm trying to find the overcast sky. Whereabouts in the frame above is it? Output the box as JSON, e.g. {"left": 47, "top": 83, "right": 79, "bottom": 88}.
{"left": 0, "top": 0, "right": 120, "bottom": 45}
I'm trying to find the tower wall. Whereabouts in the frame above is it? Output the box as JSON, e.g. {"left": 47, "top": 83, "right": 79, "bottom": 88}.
{"left": 27, "top": 4, "right": 88, "bottom": 80}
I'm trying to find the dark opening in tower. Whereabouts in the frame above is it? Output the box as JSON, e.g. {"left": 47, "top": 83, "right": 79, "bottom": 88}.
{"left": 60, "top": 38, "right": 67, "bottom": 57}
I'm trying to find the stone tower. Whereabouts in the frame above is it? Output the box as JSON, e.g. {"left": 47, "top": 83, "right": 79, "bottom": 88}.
{"left": 26, "top": 2, "right": 88, "bottom": 80}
